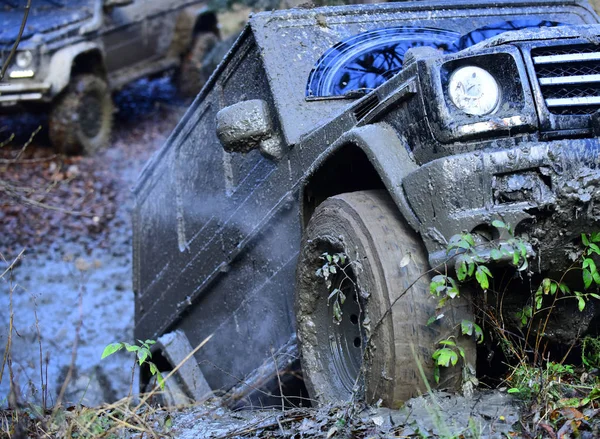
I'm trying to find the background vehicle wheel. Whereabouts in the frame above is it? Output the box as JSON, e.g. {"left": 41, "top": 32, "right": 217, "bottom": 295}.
{"left": 177, "top": 32, "right": 219, "bottom": 98}
{"left": 296, "top": 190, "right": 475, "bottom": 407}
{"left": 49, "top": 74, "right": 113, "bottom": 155}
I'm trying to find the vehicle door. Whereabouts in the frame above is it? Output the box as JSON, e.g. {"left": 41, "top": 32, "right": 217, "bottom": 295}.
{"left": 101, "top": 0, "right": 153, "bottom": 72}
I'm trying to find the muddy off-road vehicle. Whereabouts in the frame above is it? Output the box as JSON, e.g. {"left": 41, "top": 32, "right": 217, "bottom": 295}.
{"left": 0, "top": 0, "right": 218, "bottom": 154}
{"left": 133, "top": 0, "right": 600, "bottom": 408}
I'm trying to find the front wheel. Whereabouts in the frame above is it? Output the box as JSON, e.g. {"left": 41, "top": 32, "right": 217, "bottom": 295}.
{"left": 49, "top": 74, "right": 113, "bottom": 155}
{"left": 295, "top": 190, "right": 475, "bottom": 407}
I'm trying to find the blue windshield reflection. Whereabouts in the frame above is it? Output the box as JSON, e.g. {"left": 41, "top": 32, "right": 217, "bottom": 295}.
{"left": 306, "top": 19, "right": 564, "bottom": 98}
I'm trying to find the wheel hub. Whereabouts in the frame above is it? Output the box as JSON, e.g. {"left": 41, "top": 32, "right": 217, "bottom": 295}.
{"left": 79, "top": 93, "right": 102, "bottom": 139}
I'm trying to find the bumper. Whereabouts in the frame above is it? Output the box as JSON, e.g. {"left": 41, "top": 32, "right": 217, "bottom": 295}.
{"left": 0, "top": 82, "right": 51, "bottom": 108}
{"left": 403, "top": 138, "right": 600, "bottom": 271}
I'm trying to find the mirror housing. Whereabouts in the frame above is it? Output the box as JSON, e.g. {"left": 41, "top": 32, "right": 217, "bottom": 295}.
{"left": 216, "top": 100, "right": 283, "bottom": 160}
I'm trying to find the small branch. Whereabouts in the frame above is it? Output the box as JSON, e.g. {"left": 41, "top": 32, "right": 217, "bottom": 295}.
{"left": 0, "top": 0, "right": 32, "bottom": 81}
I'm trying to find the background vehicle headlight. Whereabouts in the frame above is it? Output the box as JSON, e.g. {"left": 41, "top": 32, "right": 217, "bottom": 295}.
{"left": 15, "top": 50, "right": 33, "bottom": 68}
{"left": 448, "top": 66, "right": 499, "bottom": 116}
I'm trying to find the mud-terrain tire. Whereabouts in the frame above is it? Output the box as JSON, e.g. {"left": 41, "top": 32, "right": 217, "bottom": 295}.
{"left": 177, "top": 32, "right": 219, "bottom": 98}
{"left": 296, "top": 190, "right": 475, "bottom": 407}
{"left": 49, "top": 74, "right": 113, "bottom": 155}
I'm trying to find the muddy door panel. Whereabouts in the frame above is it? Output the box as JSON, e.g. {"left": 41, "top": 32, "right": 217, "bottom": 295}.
{"left": 135, "top": 37, "right": 301, "bottom": 393}
{"left": 102, "top": 3, "right": 151, "bottom": 72}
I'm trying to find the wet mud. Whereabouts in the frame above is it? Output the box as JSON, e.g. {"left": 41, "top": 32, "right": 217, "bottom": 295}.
{"left": 0, "top": 76, "right": 187, "bottom": 407}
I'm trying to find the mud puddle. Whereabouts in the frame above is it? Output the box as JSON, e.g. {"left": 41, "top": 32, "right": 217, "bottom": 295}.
{"left": 0, "top": 76, "right": 187, "bottom": 407}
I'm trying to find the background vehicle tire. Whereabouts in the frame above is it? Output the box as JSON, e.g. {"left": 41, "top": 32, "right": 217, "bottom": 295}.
{"left": 177, "top": 32, "right": 219, "bottom": 98}
{"left": 296, "top": 190, "right": 475, "bottom": 407}
{"left": 49, "top": 74, "right": 113, "bottom": 155}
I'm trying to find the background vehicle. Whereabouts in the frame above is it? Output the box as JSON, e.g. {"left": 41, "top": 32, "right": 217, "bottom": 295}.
{"left": 0, "top": 0, "right": 218, "bottom": 154}
{"left": 133, "top": 0, "right": 600, "bottom": 407}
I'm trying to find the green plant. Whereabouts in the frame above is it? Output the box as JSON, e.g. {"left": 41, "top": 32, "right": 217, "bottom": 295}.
{"left": 315, "top": 252, "right": 355, "bottom": 324}
{"left": 101, "top": 339, "right": 164, "bottom": 390}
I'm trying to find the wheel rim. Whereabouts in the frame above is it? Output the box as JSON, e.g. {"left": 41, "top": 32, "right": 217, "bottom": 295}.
{"left": 313, "top": 241, "right": 366, "bottom": 394}
{"left": 79, "top": 92, "right": 102, "bottom": 139}
{"left": 327, "top": 271, "right": 365, "bottom": 393}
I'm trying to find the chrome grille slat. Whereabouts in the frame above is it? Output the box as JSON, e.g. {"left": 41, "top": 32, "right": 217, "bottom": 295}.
{"left": 546, "top": 96, "right": 600, "bottom": 107}
{"left": 533, "top": 45, "right": 600, "bottom": 115}
{"left": 539, "top": 74, "right": 600, "bottom": 86}
{"left": 534, "top": 52, "right": 600, "bottom": 64}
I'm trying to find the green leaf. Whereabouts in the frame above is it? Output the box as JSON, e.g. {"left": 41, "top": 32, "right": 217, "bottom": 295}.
{"left": 333, "top": 301, "right": 342, "bottom": 323}
{"left": 461, "top": 319, "right": 473, "bottom": 337}
{"left": 593, "top": 271, "right": 600, "bottom": 286}
{"left": 329, "top": 265, "right": 337, "bottom": 274}
{"left": 479, "top": 265, "right": 493, "bottom": 278}
{"left": 542, "top": 278, "right": 552, "bottom": 295}
{"left": 339, "top": 291, "right": 346, "bottom": 305}
{"left": 589, "top": 293, "right": 600, "bottom": 300}
{"left": 125, "top": 344, "right": 140, "bottom": 353}
{"left": 326, "top": 254, "right": 332, "bottom": 263}
{"left": 433, "top": 366, "right": 440, "bottom": 383}
{"left": 156, "top": 370, "right": 165, "bottom": 390}
{"left": 101, "top": 343, "right": 123, "bottom": 359}
{"left": 583, "top": 233, "right": 590, "bottom": 246}
{"left": 149, "top": 362, "right": 158, "bottom": 375}
{"left": 591, "top": 232, "right": 600, "bottom": 243}
{"left": 467, "top": 261, "right": 475, "bottom": 277}
{"left": 512, "top": 251, "right": 520, "bottom": 266}
{"left": 438, "top": 339, "right": 456, "bottom": 347}
{"left": 507, "top": 388, "right": 521, "bottom": 394}
{"left": 559, "top": 283, "right": 571, "bottom": 294}
{"left": 332, "top": 254, "right": 339, "bottom": 264}
{"left": 138, "top": 349, "right": 149, "bottom": 366}
{"left": 492, "top": 220, "right": 509, "bottom": 230}
{"left": 550, "top": 282, "right": 558, "bottom": 295}
{"left": 457, "top": 260, "right": 468, "bottom": 282}
{"left": 590, "top": 243, "right": 600, "bottom": 256}
{"left": 578, "top": 296, "right": 586, "bottom": 312}
{"left": 518, "top": 258, "right": 529, "bottom": 272}
{"left": 339, "top": 254, "right": 346, "bottom": 265}
{"left": 433, "top": 348, "right": 458, "bottom": 367}
{"left": 584, "top": 268, "right": 593, "bottom": 290}
{"left": 475, "top": 266, "right": 489, "bottom": 290}
{"left": 327, "top": 288, "right": 339, "bottom": 302}
{"left": 427, "top": 314, "right": 444, "bottom": 326}
{"left": 463, "top": 233, "right": 475, "bottom": 247}
{"left": 490, "top": 249, "right": 503, "bottom": 261}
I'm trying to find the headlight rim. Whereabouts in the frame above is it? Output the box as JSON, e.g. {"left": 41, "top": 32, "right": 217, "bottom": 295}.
{"left": 447, "top": 65, "right": 500, "bottom": 117}
{"left": 15, "top": 50, "right": 34, "bottom": 69}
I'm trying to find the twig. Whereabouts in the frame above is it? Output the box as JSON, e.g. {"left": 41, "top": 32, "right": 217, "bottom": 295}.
{"left": 134, "top": 333, "right": 213, "bottom": 411}
{"left": 53, "top": 280, "right": 84, "bottom": 410}
{"left": 0, "top": 180, "right": 94, "bottom": 217}
{"left": 0, "top": 0, "right": 31, "bottom": 81}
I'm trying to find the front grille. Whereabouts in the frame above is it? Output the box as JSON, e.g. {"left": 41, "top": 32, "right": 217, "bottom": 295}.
{"left": 532, "top": 45, "right": 600, "bottom": 115}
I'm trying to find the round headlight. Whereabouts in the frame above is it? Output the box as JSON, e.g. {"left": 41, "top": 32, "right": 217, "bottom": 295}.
{"left": 448, "top": 66, "right": 499, "bottom": 116}
{"left": 15, "top": 50, "right": 33, "bottom": 69}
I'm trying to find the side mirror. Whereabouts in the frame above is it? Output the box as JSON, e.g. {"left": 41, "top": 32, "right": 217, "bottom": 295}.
{"left": 104, "top": 0, "right": 134, "bottom": 8}
{"left": 216, "top": 100, "right": 283, "bottom": 160}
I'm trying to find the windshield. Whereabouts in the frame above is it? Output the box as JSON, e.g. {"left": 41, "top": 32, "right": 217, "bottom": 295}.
{"left": 307, "top": 19, "right": 564, "bottom": 98}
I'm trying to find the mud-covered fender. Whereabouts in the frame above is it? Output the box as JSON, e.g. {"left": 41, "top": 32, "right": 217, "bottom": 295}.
{"left": 47, "top": 42, "right": 104, "bottom": 95}
{"left": 170, "top": 5, "right": 218, "bottom": 56}
{"left": 301, "top": 122, "right": 421, "bottom": 232}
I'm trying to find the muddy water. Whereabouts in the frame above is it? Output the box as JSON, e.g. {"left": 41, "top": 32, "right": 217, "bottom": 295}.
{"left": 0, "top": 77, "right": 187, "bottom": 407}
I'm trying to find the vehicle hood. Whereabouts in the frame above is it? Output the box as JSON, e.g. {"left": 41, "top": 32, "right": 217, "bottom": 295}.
{"left": 0, "top": 7, "right": 93, "bottom": 46}
{"left": 466, "top": 23, "right": 600, "bottom": 50}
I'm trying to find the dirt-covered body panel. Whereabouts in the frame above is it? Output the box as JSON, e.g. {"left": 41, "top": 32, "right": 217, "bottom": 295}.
{"left": 133, "top": 0, "right": 600, "bottom": 403}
